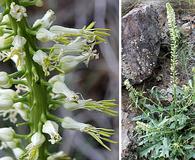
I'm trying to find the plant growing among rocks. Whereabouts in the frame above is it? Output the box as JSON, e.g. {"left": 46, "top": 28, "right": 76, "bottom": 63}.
{"left": 124, "top": 3, "right": 195, "bottom": 160}
{"left": 0, "top": 0, "right": 117, "bottom": 159}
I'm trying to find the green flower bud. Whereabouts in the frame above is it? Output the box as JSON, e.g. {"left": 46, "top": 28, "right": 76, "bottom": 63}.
{"left": 35, "top": 0, "right": 43, "bottom": 7}
{"left": 0, "top": 35, "right": 13, "bottom": 49}
{"left": 192, "top": 67, "right": 195, "bottom": 73}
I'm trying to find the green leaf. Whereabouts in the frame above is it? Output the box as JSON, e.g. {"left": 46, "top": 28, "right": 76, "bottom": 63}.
{"left": 187, "top": 151, "right": 195, "bottom": 160}
{"left": 160, "top": 137, "right": 170, "bottom": 158}
{"left": 140, "top": 142, "right": 161, "bottom": 157}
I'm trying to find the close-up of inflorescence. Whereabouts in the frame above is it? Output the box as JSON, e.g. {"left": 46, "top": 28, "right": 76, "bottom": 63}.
{"left": 0, "top": 0, "right": 117, "bottom": 159}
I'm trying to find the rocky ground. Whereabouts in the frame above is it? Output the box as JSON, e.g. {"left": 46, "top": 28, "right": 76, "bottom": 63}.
{"left": 122, "top": 0, "right": 195, "bottom": 159}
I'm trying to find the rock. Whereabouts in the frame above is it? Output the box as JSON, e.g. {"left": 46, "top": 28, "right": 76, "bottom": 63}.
{"left": 121, "top": 111, "right": 138, "bottom": 159}
{"left": 122, "top": 0, "right": 140, "bottom": 16}
{"left": 122, "top": 90, "right": 139, "bottom": 159}
{"left": 121, "top": 112, "right": 130, "bottom": 153}
{"left": 181, "top": 22, "right": 193, "bottom": 35}
{"left": 122, "top": 5, "right": 161, "bottom": 84}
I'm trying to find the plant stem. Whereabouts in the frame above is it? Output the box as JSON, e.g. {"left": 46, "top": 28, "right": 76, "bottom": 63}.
{"left": 20, "top": 22, "right": 48, "bottom": 159}
{"left": 6, "top": 0, "right": 49, "bottom": 159}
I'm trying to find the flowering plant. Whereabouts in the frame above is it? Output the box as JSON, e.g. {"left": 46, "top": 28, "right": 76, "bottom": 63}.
{"left": 0, "top": 0, "right": 117, "bottom": 159}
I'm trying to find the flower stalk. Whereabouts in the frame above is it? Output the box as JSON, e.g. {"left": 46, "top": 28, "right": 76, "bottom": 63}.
{"left": 0, "top": 0, "right": 117, "bottom": 159}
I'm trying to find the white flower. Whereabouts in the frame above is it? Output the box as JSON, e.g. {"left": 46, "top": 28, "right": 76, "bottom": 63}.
{"left": 1, "top": 15, "right": 10, "bottom": 24}
{"left": 33, "top": 50, "right": 51, "bottom": 75}
{"left": 13, "top": 102, "right": 29, "bottom": 121}
{"left": 47, "top": 151, "right": 68, "bottom": 160}
{"left": 30, "top": 132, "right": 45, "bottom": 146}
{"left": 4, "top": 35, "right": 26, "bottom": 68}
{"left": 36, "top": 28, "right": 56, "bottom": 42}
{"left": 0, "top": 139, "right": 18, "bottom": 149}
{"left": 61, "top": 117, "right": 89, "bottom": 132}
{"left": 33, "top": 50, "right": 48, "bottom": 66}
{"left": 48, "top": 74, "right": 65, "bottom": 84}
{"left": 50, "top": 25, "right": 82, "bottom": 35}
{"left": 0, "top": 88, "right": 16, "bottom": 98}
{"left": 0, "top": 89, "right": 16, "bottom": 110}
{"left": 52, "top": 39, "right": 86, "bottom": 56}
{"left": 63, "top": 100, "right": 88, "bottom": 110}
{"left": 25, "top": 132, "right": 45, "bottom": 160}
{"left": 0, "top": 157, "right": 14, "bottom": 160}
{"left": 61, "top": 117, "right": 115, "bottom": 151}
{"left": 12, "top": 148, "right": 24, "bottom": 159}
{"left": 0, "top": 90, "right": 29, "bottom": 123}
{"left": 0, "top": 127, "right": 15, "bottom": 141}
{"left": 52, "top": 81, "right": 79, "bottom": 101}
{"left": 0, "top": 96, "right": 13, "bottom": 111}
{"left": 42, "top": 120, "right": 62, "bottom": 144}
{"left": 59, "top": 53, "right": 94, "bottom": 73}
{"left": 10, "top": 2, "right": 27, "bottom": 21}
{"left": 12, "top": 35, "right": 26, "bottom": 50}
{"left": 33, "top": 10, "right": 56, "bottom": 29}
{"left": 0, "top": 72, "right": 11, "bottom": 88}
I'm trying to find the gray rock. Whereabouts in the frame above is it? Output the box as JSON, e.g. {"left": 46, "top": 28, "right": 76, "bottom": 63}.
{"left": 122, "top": 5, "right": 161, "bottom": 84}
{"left": 122, "top": 0, "right": 139, "bottom": 16}
{"left": 122, "top": 111, "right": 138, "bottom": 159}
